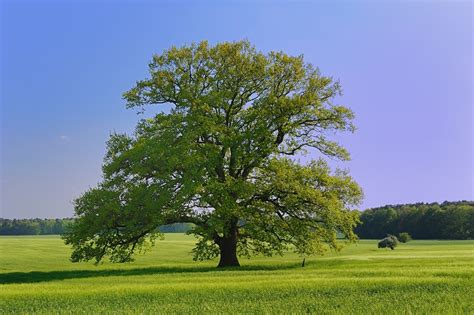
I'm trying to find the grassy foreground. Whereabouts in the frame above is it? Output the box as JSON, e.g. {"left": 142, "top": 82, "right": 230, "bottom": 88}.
{"left": 0, "top": 235, "right": 473, "bottom": 314}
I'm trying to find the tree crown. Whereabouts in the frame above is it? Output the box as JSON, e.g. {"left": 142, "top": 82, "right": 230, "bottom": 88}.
{"left": 63, "top": 40, "right": 362, "bottom": 266}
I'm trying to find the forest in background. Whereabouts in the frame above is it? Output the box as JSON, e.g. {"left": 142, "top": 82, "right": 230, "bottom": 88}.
{"left": 355, "top": 201, "right": 473, "bottom": 239}
{"left": 1, "top": 201, "right": 473, "bottom": 239}
{"left": 0, "top": 219, "right": 194, "bottom": 236}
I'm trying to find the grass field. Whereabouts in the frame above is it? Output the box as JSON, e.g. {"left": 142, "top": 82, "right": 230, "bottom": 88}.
{"left": 0, "top": 235, "right": 473, "bottom": 314}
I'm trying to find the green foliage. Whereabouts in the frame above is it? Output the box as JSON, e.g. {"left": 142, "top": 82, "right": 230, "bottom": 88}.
{"left": 398, "top": 232, "right": 412, "bottom": 243}
{"left": 63, "top": 40, "right": 362, "bottom": 265}
{"left": 378, "top": 235, "right": 398, "bottom": 249}
{"left": 0, "top": 219, "right": 193, "bottom": 235}
{"left": 356, "top": 201, "right": 474, "bottom": 240}
{"left": 1, "top": 236, "right": 474, "bottom": 314}
{"left": 0, "top": 218, "right": 74, "bottom": 235}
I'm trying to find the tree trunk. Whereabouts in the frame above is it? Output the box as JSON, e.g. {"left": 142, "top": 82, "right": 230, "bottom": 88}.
{"left": 217, "top": 223, "right": 240, "bottom": 267}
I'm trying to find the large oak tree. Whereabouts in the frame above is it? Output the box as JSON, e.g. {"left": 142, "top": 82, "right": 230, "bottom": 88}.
{"left": 63, "top": 41, "right": 363, "bottom": 267}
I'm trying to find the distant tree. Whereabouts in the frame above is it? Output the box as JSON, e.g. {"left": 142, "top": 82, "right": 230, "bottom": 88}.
{"left": 397, "top": 232, "right": 412, "bottom": 243}
{"left": 159, "top": 223, "right": 195, "bottom": 233}
{"left": 62, "top": 40, "right": 362, "bottom": 267}
{"left": 378, "top": 235, "right": 398, "bottom": 250}
{"left": 441, "top": 205, "right": 472, "bottom": 239}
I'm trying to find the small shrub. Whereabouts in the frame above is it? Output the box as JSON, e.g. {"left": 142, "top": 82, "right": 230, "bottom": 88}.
{"left": 398, "top": 232, "right": 412, "bottom": 243}
{"left": 378, "top": 234, "right": 398, "bottom": 250}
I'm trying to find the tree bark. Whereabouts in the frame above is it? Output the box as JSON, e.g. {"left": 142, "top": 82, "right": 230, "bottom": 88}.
{"left": 217, "top": 223, "right": 240, "bottom": 267}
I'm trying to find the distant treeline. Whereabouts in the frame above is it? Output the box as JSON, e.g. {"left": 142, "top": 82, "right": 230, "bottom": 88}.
{"left": 158, "top": 223, "right": 195, "bottom": 233}
{"left": 355, "top": 201, "right": 474, "bottom": 240}
{"left": 0, "top": 218, "right": 75, "bottom": 235}
{"left": 0, "top": 219, "right": 194, "bottom": 235}
{"left": 2, "top": 201, "right": 473, "bottom": 238}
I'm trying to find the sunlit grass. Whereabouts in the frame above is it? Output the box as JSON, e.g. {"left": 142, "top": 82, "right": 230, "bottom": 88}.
{"left": 1, "top": 235, "right": 473, "bottom": 314}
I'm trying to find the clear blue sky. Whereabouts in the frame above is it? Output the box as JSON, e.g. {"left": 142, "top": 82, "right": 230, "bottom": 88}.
{"left": 1, "top": 0, "right": 472, "bottom": 219}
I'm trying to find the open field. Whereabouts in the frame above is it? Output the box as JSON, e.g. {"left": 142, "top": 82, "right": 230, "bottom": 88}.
{"left": 1, "top": 235, "right": 473, "bottom": 314}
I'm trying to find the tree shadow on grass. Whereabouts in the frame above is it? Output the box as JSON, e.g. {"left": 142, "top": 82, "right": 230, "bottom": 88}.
{"left": 0, "top": 263, "right": 302, "bottom": 285}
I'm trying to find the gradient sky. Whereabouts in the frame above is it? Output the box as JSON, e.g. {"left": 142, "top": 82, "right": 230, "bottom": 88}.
{"left": 1, "top": 0, "right": 472, "bottom": 219}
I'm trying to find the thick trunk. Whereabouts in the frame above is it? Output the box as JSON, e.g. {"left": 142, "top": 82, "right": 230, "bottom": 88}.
{"left": 217, "top": 237, "right": 240, "bottom": 267}
{"left": 217, "top": 223, "right": 240, "bottom": 267}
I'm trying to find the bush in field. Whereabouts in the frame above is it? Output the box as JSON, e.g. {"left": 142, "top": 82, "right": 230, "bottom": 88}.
{"left": 398, "top": 232, "right": 412, "bottom": 243}
{"left": 378, "top": 234, "right": 398, "bottom": 250}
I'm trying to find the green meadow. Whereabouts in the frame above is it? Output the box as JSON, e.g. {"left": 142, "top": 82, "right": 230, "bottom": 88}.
{"left": 1, "top": 235, "right": 473, "bottom": 314}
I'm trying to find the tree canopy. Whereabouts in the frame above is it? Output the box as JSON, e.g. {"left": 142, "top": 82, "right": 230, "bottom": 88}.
{"left": 63, "top": 40, "right": 362, "bottom": 267}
